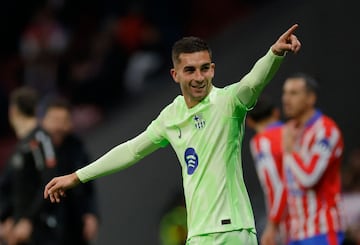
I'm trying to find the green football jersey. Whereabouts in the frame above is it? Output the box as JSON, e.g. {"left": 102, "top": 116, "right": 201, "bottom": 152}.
{"left": 76, "top": 49, "right": 283, "bottom": 240}
{"left": 146, "top": 85, "right": 255, "bottom": 238}
{"left": 146, "top": 49, "right": 283, "bottom": 239}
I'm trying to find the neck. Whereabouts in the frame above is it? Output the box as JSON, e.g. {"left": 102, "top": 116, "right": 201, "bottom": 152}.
{"left": 185, "top": 84, "right": 213, "bottom": 109}
{"left": 295, "top": 108, "right": 317, "bottom": 127}
{"left": 185, "top": 98, "right": 198, "bottom": 109}
{"left": 14, "top": 117, "right": 38, "bottom": 139}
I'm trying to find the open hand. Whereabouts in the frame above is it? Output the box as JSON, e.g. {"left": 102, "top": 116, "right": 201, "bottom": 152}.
{"left": 44, "top": 173, "right": 80, "bottom": 203}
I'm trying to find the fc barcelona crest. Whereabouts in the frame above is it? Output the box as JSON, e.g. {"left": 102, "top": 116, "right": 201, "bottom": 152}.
{"left": 193, "top": 114, "right": 206, "bottom": 129}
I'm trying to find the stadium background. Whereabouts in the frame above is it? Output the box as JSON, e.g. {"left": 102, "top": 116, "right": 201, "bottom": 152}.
{"left": 0, "top": 0, "right": 358, "bottom": 244}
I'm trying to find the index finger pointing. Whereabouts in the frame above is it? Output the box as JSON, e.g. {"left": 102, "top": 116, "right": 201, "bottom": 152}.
{"left": 281, "top": 24, "right": 299, "bottom": 39}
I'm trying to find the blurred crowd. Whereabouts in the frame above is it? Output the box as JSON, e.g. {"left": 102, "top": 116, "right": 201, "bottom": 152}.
{"left": 0, "top": 1, "right": 294, "bottom": 244}
{"left": 0, "top": 0, "right": 259, "bottom": 162}
{"left": 1, "top": 0, "right": 177, "bottom": 137}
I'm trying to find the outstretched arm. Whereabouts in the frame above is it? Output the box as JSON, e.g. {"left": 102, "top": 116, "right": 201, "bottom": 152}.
{"left": 236, "top": 24, "right": 301, "bottom": 108}
{"left": 44, "top": 131, "right": 160, "bottom": 203}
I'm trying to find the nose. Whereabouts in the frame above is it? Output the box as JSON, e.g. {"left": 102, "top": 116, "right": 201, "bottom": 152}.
{"left": 193, "top": 69, "right": 204, "bottom": 82}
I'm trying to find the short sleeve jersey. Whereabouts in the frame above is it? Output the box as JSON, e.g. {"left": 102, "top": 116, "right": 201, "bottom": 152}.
{"left": 146, "top": 85, "right": 255, "bottom": 238}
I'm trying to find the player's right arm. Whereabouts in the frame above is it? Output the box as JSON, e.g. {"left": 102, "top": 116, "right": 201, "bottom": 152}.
{"left": 44, "top": 131, "right": 160, "bottom": 203}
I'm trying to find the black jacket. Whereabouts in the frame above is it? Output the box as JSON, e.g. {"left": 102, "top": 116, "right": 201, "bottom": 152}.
{"left": 0, "top": 125, "right": 61, "bottom": 244}
{"left": 55, "top": 134, "right": 99, "bottom": 245}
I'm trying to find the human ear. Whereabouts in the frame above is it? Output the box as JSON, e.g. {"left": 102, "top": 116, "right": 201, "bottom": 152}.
{"left": 170, "top": 68, "right": 180, "bottom": 84}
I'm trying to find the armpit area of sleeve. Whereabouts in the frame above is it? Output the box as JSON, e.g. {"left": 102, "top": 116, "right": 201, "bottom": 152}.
{"left": 236, "top": 48, "right": 284, "bottom": 109}
{"left": 146, "top": 124, "right": 169, "bottom": 148}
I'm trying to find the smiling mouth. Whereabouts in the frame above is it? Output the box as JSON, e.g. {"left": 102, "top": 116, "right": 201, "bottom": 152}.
{"left": 191, "top": 84, "right": 206, "bottom": 89}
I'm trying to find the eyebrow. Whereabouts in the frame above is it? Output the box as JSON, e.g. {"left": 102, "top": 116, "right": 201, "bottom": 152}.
{"left": 184, "top": 62, "right": 211, "bottom": 69}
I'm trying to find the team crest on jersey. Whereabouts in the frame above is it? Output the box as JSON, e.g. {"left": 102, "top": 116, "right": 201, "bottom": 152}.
{"left": 193, "top": 114, "right": 205, "bottom": 129}
{"left": 184, "top": 147, "right": 198, "bottom": 175}
{"left": 316, "top": 138, "right": 331, "bottom": 153}
{"left": 255, "top": 152, "right": 266, "bottom": 167}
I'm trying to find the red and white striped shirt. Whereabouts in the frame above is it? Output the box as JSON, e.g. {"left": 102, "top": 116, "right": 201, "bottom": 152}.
{"left": 250, "top": 121, "right": 289, "bottom": 242}
{"left": 284, "top": 110, "right": 344, "bottom": 242}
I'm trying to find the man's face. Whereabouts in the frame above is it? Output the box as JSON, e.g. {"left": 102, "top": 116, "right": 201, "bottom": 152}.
{"left": 42, "top": 107, "right": 72, "bottom": 145}
{"left": 170, "top": 51, "right": 215, "bottom": 108}
{"left": 282, "top": 78, "right": 314, "bottom": 119}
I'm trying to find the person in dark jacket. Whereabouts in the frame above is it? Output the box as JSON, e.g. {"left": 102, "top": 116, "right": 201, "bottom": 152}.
{"left": 42, "top": 97, "right": 100, "bottom": 245}
{"left": 0, "top": 86, "right": 61, "bottom": 245}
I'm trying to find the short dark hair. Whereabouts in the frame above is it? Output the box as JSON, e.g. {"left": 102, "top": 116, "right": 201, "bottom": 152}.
{"left": 247, "top": 95, "right": 276, "bottom": 123}
{"left": 10, "top": 86, "right": 39, "bottom": 117}
{"left": 287, "top": 72, "right": 319, "bottom": 94}
{"left": 171, "top": 36, "right": 212, "bottom": 65}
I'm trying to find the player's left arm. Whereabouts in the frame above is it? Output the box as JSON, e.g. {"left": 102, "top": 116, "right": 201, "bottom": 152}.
{"left": 234, "top": 24, "right": 300, "bottom": 109}
{"left": 284, "top": 124, "right": 343, "bottom": 188}
{"left": 234, "top": 49, "right": 284, "bottom": 109}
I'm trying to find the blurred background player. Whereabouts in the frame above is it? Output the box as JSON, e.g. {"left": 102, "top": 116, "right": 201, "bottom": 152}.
{"left": 42, "top": 97, "right": 100, "bottom": 245}
{"left": 247, "top": 95, "right": 289, "bottom": 245}
{"left": 281, "top": 73, "right": 344, "bottom": 245}
{"left": 0, "top": 86, "right": 60, "bottom": 245}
